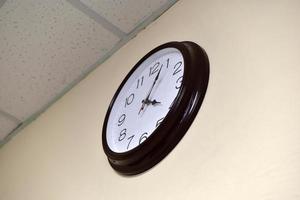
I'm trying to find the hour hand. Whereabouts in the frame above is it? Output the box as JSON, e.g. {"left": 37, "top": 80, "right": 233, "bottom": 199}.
{"left": 138, "top": 98, "right": 161, "bottom": 115}
{"left": 150, "top": 99, "right": 161, "bottom": 105}
{"left": 142, "top": 99, "right": 161, "bottom": 106}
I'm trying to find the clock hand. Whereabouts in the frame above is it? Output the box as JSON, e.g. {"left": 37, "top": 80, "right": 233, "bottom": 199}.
{"left": 138, "top": 99, "right": 151, "bottom": 115}
{"left": 139, "top": 98, "right": 154, "bottom": 114}
{"left": 141, "top": 99, "right": 161, "bottom": 105}
{"left": 150, "top": 99, "right": 161, "bottom": 105}
{"left": 144, "top": 65, "right": 162, "bottom": 101}
{"left": 138, "top": 99, "right": 161, "bottom": 115}
{"left": 139, "top": 98, "right": 161, "bottom": 115}
{"left": 138, "top": 65, "right": 163, "bottom": 115}
{"left": 138, "top": 103, "right": 145, "bottom": 115}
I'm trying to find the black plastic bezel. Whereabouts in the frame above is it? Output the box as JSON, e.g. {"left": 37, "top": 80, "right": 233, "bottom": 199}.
{"left": 102, "top": 41, "right": 209, "bottom": 175}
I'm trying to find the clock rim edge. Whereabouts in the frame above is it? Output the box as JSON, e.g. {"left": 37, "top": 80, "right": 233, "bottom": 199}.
{"left": 102, "top": 41, "right": 210, "bottom": 175}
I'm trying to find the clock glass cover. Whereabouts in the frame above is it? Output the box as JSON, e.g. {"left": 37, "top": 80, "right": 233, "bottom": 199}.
{"left": 106, "top": 48, "right": 184, "bottom": 153}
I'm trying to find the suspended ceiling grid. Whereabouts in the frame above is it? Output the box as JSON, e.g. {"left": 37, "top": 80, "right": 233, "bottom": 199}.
{"left": 0, "top": 0, "right": 178, "bottom": 146}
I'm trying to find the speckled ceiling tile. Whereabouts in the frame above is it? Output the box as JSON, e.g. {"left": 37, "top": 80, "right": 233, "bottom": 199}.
{"left": 80, "top": 0, "right": 171, "bottom": 33}
{"left": 0, "top": 0, "right": 120, "bottom": 121}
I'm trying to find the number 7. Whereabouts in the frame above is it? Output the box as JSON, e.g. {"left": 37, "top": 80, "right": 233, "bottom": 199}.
{"left": 127, "top": 135, "right": 135, "bottom": 149}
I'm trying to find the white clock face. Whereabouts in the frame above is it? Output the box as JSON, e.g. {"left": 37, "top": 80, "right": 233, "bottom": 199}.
{"left": 106, "top": 48, "right": 184, "bottom": 153}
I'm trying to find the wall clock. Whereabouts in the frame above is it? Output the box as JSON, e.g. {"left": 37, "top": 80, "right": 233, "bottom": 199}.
{"left": 102, "top": 41, "right": 209, "bottom": 175}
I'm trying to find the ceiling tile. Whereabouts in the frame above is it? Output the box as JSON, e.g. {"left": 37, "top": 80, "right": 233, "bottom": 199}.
{"left": 0, "top": 0, "right": 120, "bottom": 120}
{"left": 80, "top": 0, "right": 172, "bottom": 33}
{"left": 0, "top": 113, "right": 19, "bottom": 141}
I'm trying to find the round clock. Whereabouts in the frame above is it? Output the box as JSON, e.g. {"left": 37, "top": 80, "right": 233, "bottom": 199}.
{"left": 102, "top": 41, "right": 209, "bottom": 175}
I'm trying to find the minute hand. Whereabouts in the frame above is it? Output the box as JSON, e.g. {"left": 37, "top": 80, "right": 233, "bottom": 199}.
{"left": 138, "top": 66, "right": 162, "bottom": 114}
{"left": 144, "top": 65, "right": 162, "bottom": 101}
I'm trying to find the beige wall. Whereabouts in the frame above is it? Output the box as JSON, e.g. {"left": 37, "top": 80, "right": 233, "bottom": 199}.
{"left": 1, "top": 0, "right": 300, "bottom": 199}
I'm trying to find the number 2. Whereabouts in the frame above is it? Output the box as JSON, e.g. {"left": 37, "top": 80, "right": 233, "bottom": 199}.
{"left": 173, "top": 61, "right": 182, "bottom": 76}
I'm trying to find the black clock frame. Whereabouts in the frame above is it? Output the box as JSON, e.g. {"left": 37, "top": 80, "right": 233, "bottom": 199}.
{"left": 102, "top": 41, "right": 209, "bottom": 175}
